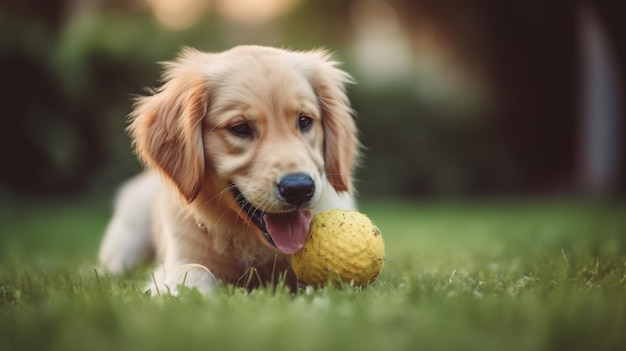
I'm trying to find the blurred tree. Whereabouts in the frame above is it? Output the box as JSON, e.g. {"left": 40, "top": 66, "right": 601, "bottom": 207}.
{"left": 390, "top": 0, "right": 625, "bottom": 195}
{"left": 480, "top": 0, "right": 580, "bottom": 192}
{"left": 1, "top": 0, "right": 78, "bottom": 195}
{"left": 0, "top": 0, "right": 153, "bottom": 196}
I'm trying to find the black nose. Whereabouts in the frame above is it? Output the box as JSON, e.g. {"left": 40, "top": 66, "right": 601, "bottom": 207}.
{"left": 278, "top": 173, "right": 315, "bottom": 206}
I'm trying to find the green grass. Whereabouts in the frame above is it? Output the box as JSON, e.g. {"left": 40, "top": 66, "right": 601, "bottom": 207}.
{"left": 1, "top": 197, "right": 625, "bottom": 351}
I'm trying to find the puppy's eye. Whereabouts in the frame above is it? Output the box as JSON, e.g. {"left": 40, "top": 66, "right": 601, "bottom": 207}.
{"left": 230, "top": 122, "right": 254, "bottom": 138}
{"left": 298, "top": 115, "right": 313, "bottom": 132}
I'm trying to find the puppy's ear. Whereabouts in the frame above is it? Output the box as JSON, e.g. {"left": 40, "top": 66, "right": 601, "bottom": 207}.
{"left": 304, "top": 51, "right": 360, "bottom": 193}
{"left": 128, "top": 49, "right": 210, "bottom": 202}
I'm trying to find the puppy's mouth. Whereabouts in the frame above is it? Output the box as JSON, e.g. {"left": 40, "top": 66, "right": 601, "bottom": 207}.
{"left": 232, "top": 187, "right": 311, "bottom": 254}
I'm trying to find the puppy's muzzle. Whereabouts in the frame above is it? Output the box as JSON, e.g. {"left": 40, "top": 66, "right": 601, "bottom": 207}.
{"left": 231, "top": 173, "right": 315, "bottom": 254}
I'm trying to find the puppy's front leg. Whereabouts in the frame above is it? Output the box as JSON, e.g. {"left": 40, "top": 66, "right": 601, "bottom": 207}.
{"left": 148, "top": 263, "right": 216, "bottom": 296}
{"left": 146, "top": 187, "right": 220, "bottom": 296}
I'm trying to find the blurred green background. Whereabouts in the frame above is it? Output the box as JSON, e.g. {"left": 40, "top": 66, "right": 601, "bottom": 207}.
{"left": 1, "top": 0, "right": 625, "bottom": 200}
{"left": 2, "top": 4, "right": 625, "bottom": 350}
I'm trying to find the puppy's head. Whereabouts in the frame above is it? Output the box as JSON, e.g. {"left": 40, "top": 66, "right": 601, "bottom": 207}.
{"left": 129, "top": 46, "right": 359, "bottom": 254}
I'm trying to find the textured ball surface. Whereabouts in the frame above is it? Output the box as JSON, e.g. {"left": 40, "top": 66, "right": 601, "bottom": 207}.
{"left": 290, "top": 209, "right": 385, "bottom": 287}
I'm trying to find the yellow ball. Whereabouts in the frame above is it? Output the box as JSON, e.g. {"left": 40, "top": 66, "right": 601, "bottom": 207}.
{"left": 290, "top": 209, "right": 385, "bottom": 287}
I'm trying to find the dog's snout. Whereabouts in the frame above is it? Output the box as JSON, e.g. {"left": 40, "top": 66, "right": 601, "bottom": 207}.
{"left": 278, "top": 173, "right": 315, "bottom": 207}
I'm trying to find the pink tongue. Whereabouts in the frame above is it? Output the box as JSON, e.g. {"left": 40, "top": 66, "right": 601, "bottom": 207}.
{"left": 263, "top": 210, "right": 312, "bottom": 254}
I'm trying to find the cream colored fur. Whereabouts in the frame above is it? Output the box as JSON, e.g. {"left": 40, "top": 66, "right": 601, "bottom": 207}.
{"left": 98, "top": 46, "right": 359, "bottom": 295}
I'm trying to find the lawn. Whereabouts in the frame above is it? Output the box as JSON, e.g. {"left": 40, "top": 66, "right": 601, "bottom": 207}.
{"left": 1, "top": 197, "right": 625, "bottom": 351}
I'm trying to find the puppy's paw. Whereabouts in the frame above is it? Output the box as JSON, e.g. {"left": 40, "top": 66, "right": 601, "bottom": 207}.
{"left": 147, "top": 264, "right": 216, "bottom": 296}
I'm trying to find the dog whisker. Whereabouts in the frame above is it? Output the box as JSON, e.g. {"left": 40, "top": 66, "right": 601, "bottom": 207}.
{"left": 211, "top": 184, "right": 244, "bottom": 229}
{"left": 198, "top": 184, "right": 237, "bottom": 209}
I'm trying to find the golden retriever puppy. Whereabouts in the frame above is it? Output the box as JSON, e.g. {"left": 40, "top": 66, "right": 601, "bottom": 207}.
{"left": 98, "top": 45, "right": 360, "bottom": 295}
